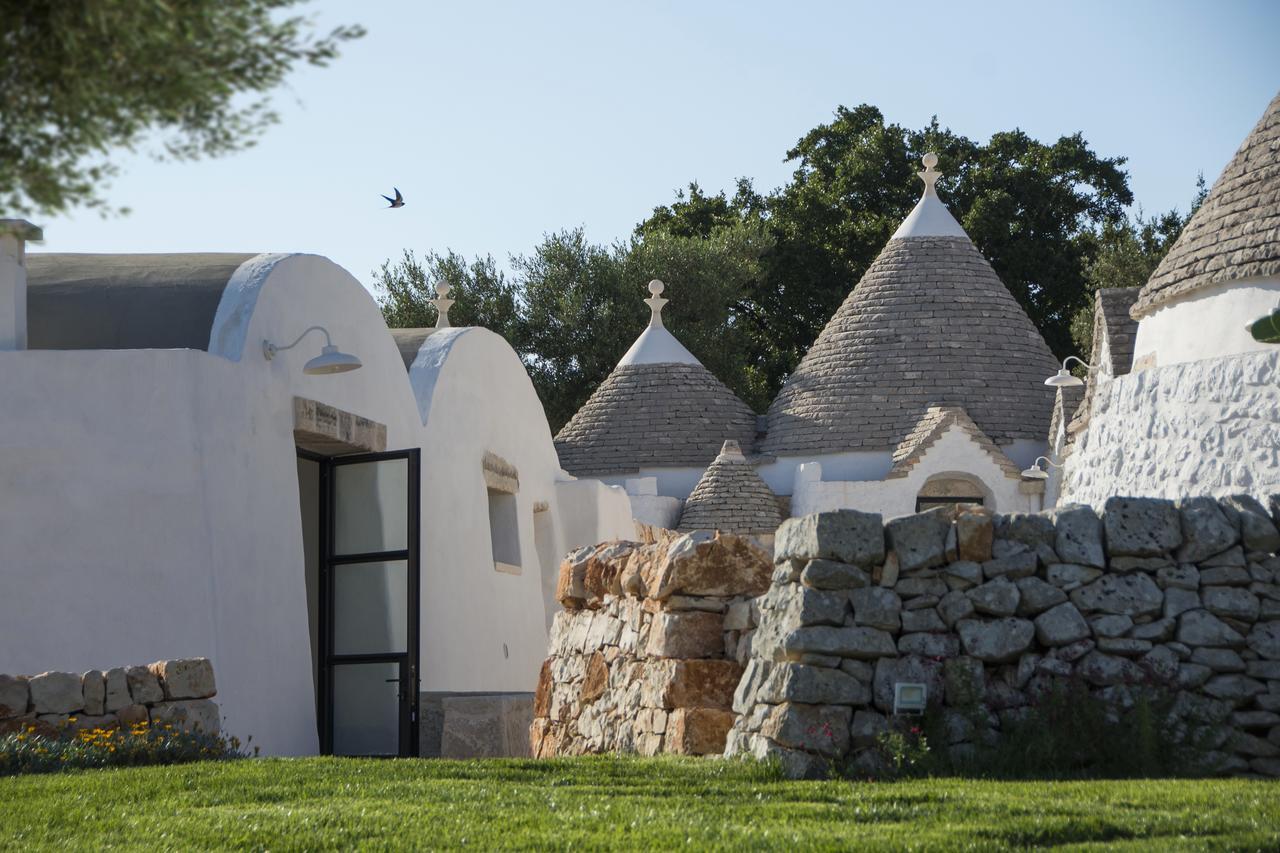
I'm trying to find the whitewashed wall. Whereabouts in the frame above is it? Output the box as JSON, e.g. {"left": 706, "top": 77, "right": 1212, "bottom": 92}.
{"left": 791, "top": 425, "right": 1038, "bottom": 519}
{"left": 0, "top": 253, "right": 632, "bottom": 756}
{"left": 1132, "top": 277, "right": 1280, "bottom": 368}
{"left": 1061, "top": 348, "right": 1280, "bottom": 506}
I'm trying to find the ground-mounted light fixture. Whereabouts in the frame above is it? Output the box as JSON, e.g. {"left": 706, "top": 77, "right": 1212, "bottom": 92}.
{"left": 1020, "top": 456, "right": 1060, "bottom": 480}
{"left": 893, "top": 682, "right": 927, "bottom": 715}
{"left": 262, "top": 325, "right": 362, "bottom": 375}
{"left": 1044, "top": 356, "right": 1092, "bottom": 388}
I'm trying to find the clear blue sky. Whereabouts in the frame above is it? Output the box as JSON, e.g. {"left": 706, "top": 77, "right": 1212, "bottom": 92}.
{"left": 37, "top": 0, "right": 1280, "bottom": 294}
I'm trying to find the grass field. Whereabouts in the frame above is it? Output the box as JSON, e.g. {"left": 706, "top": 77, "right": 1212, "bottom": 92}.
{"left": 2, "top": 756, "right": 1278, "bottom": 850}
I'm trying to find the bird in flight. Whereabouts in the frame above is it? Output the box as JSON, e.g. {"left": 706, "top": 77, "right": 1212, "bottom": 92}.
{"left": 382, "top": 188, "right": 405, "bottom": 208}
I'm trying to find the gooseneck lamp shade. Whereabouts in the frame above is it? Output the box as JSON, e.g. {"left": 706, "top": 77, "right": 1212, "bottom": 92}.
{"left": 1020, "top": 456, "right": 1058, "bottom": 480}
{"left": 262, "top": 326, "right": 362, "bottom": 375}
{"left": 1044, "top": 355, "right": 1091, "bottom": 388}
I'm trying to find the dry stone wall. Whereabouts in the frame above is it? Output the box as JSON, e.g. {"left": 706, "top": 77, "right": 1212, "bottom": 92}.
{"left": 727, "top": 497, "right": 1280, "bottom": 778}
{"left": 530, "top": 530, "right": 772, "bottom": 757}
{"left": 0, "top": 658, "right": 219, "bottom": 737}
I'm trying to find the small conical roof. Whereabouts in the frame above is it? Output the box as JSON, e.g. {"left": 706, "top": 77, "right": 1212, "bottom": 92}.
{"left": 1132, "top": 90, "right": 1280, "bottom": 319}
{"left": 555, "top": 281, "right": 757, "bottom": 476}
{"left": 761, "top": 154, "right": 1059, "bottom": 457}
{"left": 678, "top": 441, "right": 782, "bottom": 534}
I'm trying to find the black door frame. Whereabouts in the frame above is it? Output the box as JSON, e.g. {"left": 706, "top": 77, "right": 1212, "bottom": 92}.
{"left": 299, "top": 447, "right": 420, "bottom": 757}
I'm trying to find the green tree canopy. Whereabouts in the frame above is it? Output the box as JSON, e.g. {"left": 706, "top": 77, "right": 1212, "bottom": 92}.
{"left": 0, "top": 0, "right": 362, "bottom": 215}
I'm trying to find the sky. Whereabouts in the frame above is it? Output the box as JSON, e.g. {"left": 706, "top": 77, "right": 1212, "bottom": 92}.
{"left": 35, "top": 0, "right": 1280, "bottom": 295}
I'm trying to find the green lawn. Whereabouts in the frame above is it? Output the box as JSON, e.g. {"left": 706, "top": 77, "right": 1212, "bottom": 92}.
{"left": 1, "top": 756, "right": 1277, "bottom": 850}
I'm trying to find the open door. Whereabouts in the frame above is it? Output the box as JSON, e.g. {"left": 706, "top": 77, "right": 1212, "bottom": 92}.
{"left": 317, "top": 449, "right": 420, "bottom": 756}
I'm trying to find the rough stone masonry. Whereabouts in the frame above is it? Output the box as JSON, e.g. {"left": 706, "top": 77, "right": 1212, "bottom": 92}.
{"left": 530, "top": 528, "right": 772, "bottom": 757}
{"left": 727, "top": 496, "right": 1280, "bottom": 778}
{"left": 0, "top": 658, "right": 220, "bottom": 738}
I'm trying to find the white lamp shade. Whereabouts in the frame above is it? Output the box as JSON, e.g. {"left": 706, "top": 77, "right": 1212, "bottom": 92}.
{"left": 1020, "top": 466, "right": 1049, "bottom": 480}
{"left": 1044, "top": 368, "right": 1084, "bottom": 388}
{"left": 304, "top": 344, "right": 362, "bottom": 375}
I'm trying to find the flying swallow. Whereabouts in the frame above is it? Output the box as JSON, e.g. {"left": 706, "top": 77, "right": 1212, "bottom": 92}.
{"left": 382, "top": 187, "right": 405, "bottom": 208}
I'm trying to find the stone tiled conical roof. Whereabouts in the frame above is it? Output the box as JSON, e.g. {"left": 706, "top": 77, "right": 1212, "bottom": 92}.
{"left": 761, "top": 156, "right": 1059, "bottom": 457}
{"left": 554, "top": 281, "right": 757, "bottom": 476}
{"left": 1132, "top": 90, "right": 1280, "bottom": 319}
{"left": 678, "top": 441, "right": 782, "bottom": 534}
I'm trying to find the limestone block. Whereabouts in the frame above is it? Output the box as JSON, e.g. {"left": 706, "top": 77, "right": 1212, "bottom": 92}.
{"left": 1138, "top": 645, "right": 1180, "bottom": 681}
{"left": 82, "top": 671, "right": 105, "bottom": 716}
{"left": 650, "top": 533, "right": 771, "bottom": 600}
{"left": 1192, "top": 647, "right": 1246, "bottom": 673}
{"left": 1178, "top": 610, "right": 1245, "bottom": 648}
{"left": 895, "top": 577, "right": 948, "bottom": 599}
{"left": 1247, "top": 621, "right": 1280, "bottom": 660}
{"left": 1110, "top": 556, "right": 1172, "bottom": 572}
{"left": 28, "top": 672, "right": 83, "bottom": 715}
{"left": 124, "top": 665, "right": 164, "bottom": 705}
{"left": 1202, "top": 587, "right": 1261, "bottom": 623}
{"left": 1095, "top": 637, "right": 1151, "bottom": 657}
{"left": 779, "top": 626, "right": 897, "bottom": 661}
{"left": 116, "top": 704, "right": 148, "bottom": 726}
{"left": 938, "top": 590, "right": 976, "bottom": 628}
{"left": 1034, "top": 602, "right": 1091, "bottom": 647}
{"left": 1176, "top": 497, "right": 1240, "bottom": 563}
{"left": 644, "top": 659, "right": 743, "bottom": 710}
{"left": 1157, "top": 564, "right": 1200, "bottom": 591}
{"left": 1102, "top": 496, "right": 1182, "bottom": 557}
{"left": 148, "top": 658, "right": 216, "bottom": 700}
{"left": 1015, "top": 576, "right": 1067, "bottom": 616}
{"left": 748, "top": 734, "right": 830, "bottom": 779}
{"left": 759, "top": 702, "right": 852, "bottom": 757}
{"left": 968, "top": 578, "right": 1019, "bottom": 617}
{"left": 579, "top": 652, "right": 608, "bottom": 704}
{"left": 556, "top": 547, "right": 592, "bottom": 608}
{"left": 1069, "top": 573, "right": 1163, "bottom": 617}
{"left": 723, "top": 599, "right": 754, "bottom": 631}
{"left": 666, "top": 707, "right": 736, "bottom": 755}
{"left": 955, "top": 509, "right": 994, "bottom": 562}
{"left": 149, "top": 699, "right": 220, "bottom": 735}
{"left": 956, "top": 618, "right": 1035, "bottom": 663}
{"left": 897, "top": 632, "right": 960, "bottom": 659}
{"left": 1164, "top": 588, "right": 1202, "bottom": 620}
{"left": 900, "top": 608, "right": 946, "bottom": 634}
{"left": 872, "top": 655, "right": 945, "bottom": 713}
{"left": 755, "top": 662, "right": 869, "bottom": 706}
{"left": 1053, "top": 505, "right": 1105, "bottom": 568}
{"left": 0, "top": 675, "right": 29, "bottom": 718}
{"left": 1077, "top": 651, "right": 1144, "bottom": 686}
{"left": 767, "top": 583, "right": 848, "bottom": 627}
{"left": 1131, "top": 618, "right": 1175, "bottom": 642}
{"left": 1201, "top": 566, "right": 1251, "bottom": 586}
{"left": 849, "top": 587, "right": 901, "bottom": 632}
{"left": 800, "top": 559, "right": 870, "bottom": 591}
{"left": 943, "top": 560, "right": 983, "bottom": 590}
{"left": 981, "top": 551, "right": 1037, "bottom": 581}
{"left": 885, "top": 508, "right": 951, "bottom": 573}
{"left": 1203, "top": 675, "right": 1266, "bottom": 705}
{"left": 645, "top": 611, "right": 724, "bottom": 659}
{"left": 1221, "top": 495, "right": 1280, "bottom": 553}
{"left": 1046, "top": 563, "right": 1102, "bottom": 589}
{"left": 1091, "top": 615, "right": 1134, "bottom": 638}
{"left": 775, "top": 510, "right": 884, "bottom": 568}
{"left": 1202, "top": 549, "right": 1247, "bottom": 570}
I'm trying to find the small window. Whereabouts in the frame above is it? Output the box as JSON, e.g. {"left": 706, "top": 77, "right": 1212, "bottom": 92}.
{"left": 488, "top": 490, "right": 521, "bottom": 573}
{"left": 916, "top": 475, "right": 986, "bottom": 513}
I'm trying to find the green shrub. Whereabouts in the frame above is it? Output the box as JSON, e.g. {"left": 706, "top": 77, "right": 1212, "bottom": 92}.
{"left": 0, "top": 718, "right": 250, "bottom": 776}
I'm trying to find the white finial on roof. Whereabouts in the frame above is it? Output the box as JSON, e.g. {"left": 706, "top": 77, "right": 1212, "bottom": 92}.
{"left": 891, "top": 152, "right": 968, "bottom": 240}
{"left": 430, "top": 283, "right": 454, "bottom": 329}
{"left": 644, "top": 279, "right": 668, "bottom": 328}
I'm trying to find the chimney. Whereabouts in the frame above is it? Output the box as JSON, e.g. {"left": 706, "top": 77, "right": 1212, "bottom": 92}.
{"left": 0, "top": 219, "right": 42, "bottom": 350}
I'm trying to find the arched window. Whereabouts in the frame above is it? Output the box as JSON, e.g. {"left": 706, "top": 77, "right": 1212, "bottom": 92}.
{"left": 915, "top": 474, "right": 988, "bottom": 513}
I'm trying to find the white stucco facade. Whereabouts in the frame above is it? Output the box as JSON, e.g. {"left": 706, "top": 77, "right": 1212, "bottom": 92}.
{"left": 1060, "top": 348, "right": 1280, "bottom": 506}
{"left": 1131, "top": 277, "right": 1280, "bottom": 369}
{"left": 790, "top": 424, "right": 1041, "bottom": 519}
{"left": 0, "top": 252, "right": 632, "bottom": 756}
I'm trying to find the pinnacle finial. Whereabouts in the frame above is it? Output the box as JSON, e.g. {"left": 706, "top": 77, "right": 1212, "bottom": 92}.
{"left": 919, "top": 152, "right": 942, "bottom": 193}
{"left": 430, "top": 282, "right": 454, "bottom": 329}
{"left": 644, "top": 279, "right": 668, "bottom": 328}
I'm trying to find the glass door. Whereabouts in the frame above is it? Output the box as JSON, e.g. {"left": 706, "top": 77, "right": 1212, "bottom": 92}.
{"left": 319, "top": 449, "right": 420, "bottom": 756}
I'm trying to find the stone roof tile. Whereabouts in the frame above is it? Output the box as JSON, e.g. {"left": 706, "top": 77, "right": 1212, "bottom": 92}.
{"left": 678, "top": 441, "right": 782, "bottom": 534}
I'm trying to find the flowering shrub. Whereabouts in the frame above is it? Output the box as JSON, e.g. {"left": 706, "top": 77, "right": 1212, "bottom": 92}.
{"left": 0, "top": 719, "right": 251, "bottom": 776}
{"left": 875, "top": 724, "right": 931, "bottom": 776}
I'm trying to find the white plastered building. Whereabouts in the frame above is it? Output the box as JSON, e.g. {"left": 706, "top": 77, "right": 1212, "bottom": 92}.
{"left": 0, "top": 239, "right": 632, "bottom": 758}
{"left": 1060, "top": 89, "right": 1280, "bottom": 505}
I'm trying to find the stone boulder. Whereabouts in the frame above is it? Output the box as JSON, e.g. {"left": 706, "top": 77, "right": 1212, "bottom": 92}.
{"left": 766, "top": 583, "right": 848, "bottom": 627}
{"left": 1176, "top": 497, "right": 1239, "bottom": 563}
{"left": 667, "top": 707, "right": 736, "bottom": 755}
{"left": 0, "top": 675, "right": 28, "bottom": 718}
{"left": 1221, "top": 495, "right": 1280, "bottom": 553}
{"left": 775, "top": 511, "right": 884, "bottom": 568}
{"left": 1053, "top": 505, "right": 1105, "bottom": 568}
{"left": 28, "top": 672, "right": 83, "bottom": 715}
{"left": 800, "top": 559, "right": 870, "bottom": 590}
{"left": 1015, "top": 576, "right": 1067, "bottom": 615}
{"left": 1070, "top": 573, "right": 1163, "bottom": 617}
{"left": 1247, "top": 621, "right": 1280, "bottom": 660}
{"left": 968, "top": 578, "right": 1020, "bottom": 617}
{"left": 649, "top": 533, "right": 771, "bottom": 600}
{"left": 850, "top": 587, "right": 902, "bottom": 631}
{"left": 1177, "top": 610, "right": 1245, "bottom": 648}
{"left": 82, "top": 671, "right": 105, "bottom": 716}
{"left": 779, "top": 626, "right": 897, "bottom": 661}
{"left": 759, "top": 702, "right": 852, "bottom": 757}
{"left": 885, "top": 508, "right": 951, "bottom": 573}
{"left": 955, "top": 509, "right": 994, "bottom": 562}
{"left": 646, "top": 611, "right": 724, "bottom": 659}
{"left": 1034, "top": 602, "right": 1091, "bottom": 646}
{"left": 645, "top": 659, "right": 743, "bottom": 710}
{"left": 103, "top": 668, "right": 132, "bottom": 713}
{"left": 1201, "top": 587, "right": 1261, "bottom": 623}
{"left": 149, "top": 699, "right": 220, "bottom": 735}
{"left": 755, "top": 662, "right": 870, "bottom": 706}
{"left": 956, "top": 618, "right": 1035, "bottom": 663}
{"left": 1102, "top": 497, "right": 1182, "bottom": 557}
{"left": 148, "top": 658, "right": 217, "bottom": 701}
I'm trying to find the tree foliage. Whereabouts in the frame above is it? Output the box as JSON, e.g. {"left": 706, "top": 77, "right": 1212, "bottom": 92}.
{"left": 0, "top": 0, "right": 362, "bottom": 216}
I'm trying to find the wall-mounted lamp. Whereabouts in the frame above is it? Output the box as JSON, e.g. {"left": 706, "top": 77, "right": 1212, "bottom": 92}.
{"left": 1020, "top": 456, "right": 1061, "bottom": 480}
{"left": 1044, "top": 356, "right": 1092, "bottom": 388}
{"left": 893, "top": 682, "right": 927, "bottom": 715}
{"left": 262, "top": 326, "right": 362, "bottom": 375}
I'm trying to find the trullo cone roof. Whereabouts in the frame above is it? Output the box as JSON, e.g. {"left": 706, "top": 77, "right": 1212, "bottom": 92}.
{"left": 678, "top": 441, "right": 782, "bottom": 534}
